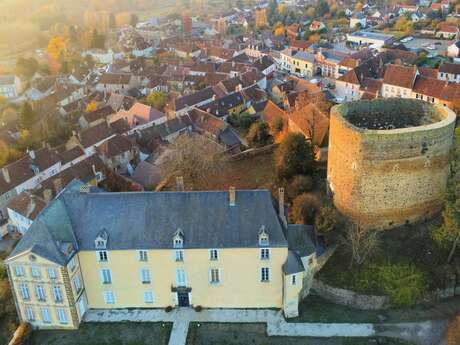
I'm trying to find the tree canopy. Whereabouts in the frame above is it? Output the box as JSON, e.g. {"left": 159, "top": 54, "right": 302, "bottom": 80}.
{"left": 275, "top": 133, "right": 315, "bottom": 183}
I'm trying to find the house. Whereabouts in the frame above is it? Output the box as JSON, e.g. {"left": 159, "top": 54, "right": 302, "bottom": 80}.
{"left": 436, "top": 24, "right": 459, "bottom": 39}
{"left": 82, "top": 49, "right": 116, "bottom": 64}
{"left": 314, "top": 50, "right": 346, "bottom": 79}
{"left": 199, "top": 91, "right": 246, "bottom": 119}
{"left": 309, "top": 21, "right": 325, "bottom": 32}
{"left": 96, "top": 135, "right": 136, "bottom": 174}
{"left": 189, "top": 108, "right": 242, "bottom": 151}
{"left": 5, "top": 182, "right": 324, "bottom": 330}
{"left": 166, "top": 87, "right": 218, "bottom": 117}
{"left": 78, "top": 122, "right": 116, "bottom": 156}
{"left": 78, "top": 106, "right": 115, "bottom": 130}
{"left": 0, "top": 75, "right": 22, "bottom": 99}
{"left": 350, "top": 12, "right": 367, "bottom": 29}
{"left": 109, "top": 102, "right": 167, "bottom": 132}
{"left": 381, "top": 64, "right": 417, "bottom": 98}
{"left": 289, "top": 40, "right": 312, "bottom": 53}
{"left": 24, "top": 77, "right": 56, "bottom": 101}
{"left": 438, "top": 63, "right": 460, "bottom": 83}
{"left": 280, "top": 48, "right": 315, "bottom": 79}
{"left": 447, "top": 41, "right": 460, "bottom": 58}
{"left": 253, "top": 56, "right": 276, "bottom": 77}
{"left": 288, "top": 102, "right": 329, "bottom": 146}
{"left": 96, "top": 73, "right": 140, "bottom": 93}
{"left": 0, "top": 149, "right": 62, "bottom": 221}
{"left": 7, "top": 192, "right": 48, "bottom": 234}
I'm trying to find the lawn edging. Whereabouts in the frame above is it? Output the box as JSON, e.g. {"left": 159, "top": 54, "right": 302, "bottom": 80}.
{"left": 312, "top": 279, "right": 391, "bottom": 310}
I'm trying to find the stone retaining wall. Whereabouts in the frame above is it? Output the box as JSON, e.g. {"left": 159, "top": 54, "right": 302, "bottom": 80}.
{"left": 311, "top": 280, "right": 391, "bottom": 310}
{"left": 312, "top": 279, "right": 460, "bottom": 310}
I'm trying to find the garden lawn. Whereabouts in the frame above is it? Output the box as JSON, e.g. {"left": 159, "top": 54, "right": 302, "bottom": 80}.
{"left": 317, "top": 222, "right": 459, "bottom": 295}
{"left": 291, "top": 295, "right": 460, "bottom": 324}
{"left": 186, "top": 323, "right": 415, "bottom": 345}
{"left": 26, "top": 322, "right": 172, "bottom": 345}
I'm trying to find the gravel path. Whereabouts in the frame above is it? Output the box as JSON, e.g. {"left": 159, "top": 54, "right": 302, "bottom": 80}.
{"left": 84, "top": 308, "right": 447, "bottom": 345}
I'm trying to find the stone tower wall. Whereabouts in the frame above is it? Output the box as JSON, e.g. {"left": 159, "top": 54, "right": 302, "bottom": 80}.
{"left": 327, "top": 100, "right": 456, "bottom": 230}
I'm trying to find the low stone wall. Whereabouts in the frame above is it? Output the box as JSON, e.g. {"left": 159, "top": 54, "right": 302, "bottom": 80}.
{"left": 230, "top": 144, "right": 278, "bottom": 161}
{"left": 311, "top": 280, "right": 391, "bottom": 310}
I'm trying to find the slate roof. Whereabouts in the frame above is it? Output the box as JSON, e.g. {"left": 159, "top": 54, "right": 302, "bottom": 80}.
{"left": 173, "top": 87, "right": 217, "bottom": 111}
{"left": 8, "top": 185, "right": 288, "bottom": 264}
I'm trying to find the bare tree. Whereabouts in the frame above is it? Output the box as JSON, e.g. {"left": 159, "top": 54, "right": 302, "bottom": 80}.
{"left": 161, "top": 134, "right": 227, "bottom": 189}
{"left": 342, "top": 224, "right": 380, "bottom": 267}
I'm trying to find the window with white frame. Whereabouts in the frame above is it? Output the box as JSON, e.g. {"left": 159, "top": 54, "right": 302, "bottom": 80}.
{"left": 48, "top": 268, "right": 57, "bottom": 279}
{"left": 103, "top": 291, "right": 115, "bottom": 304}
{"left": 138, "top": 250, "right": 148, "bottom": 262}
{"left": 36, "top": 285, "right": 46, "bottom": 302}
{"left": 209, "top": 268, "right": 220, "bottom": 284}
{"left": 97, "top": 251, "right": 108, "bottom": 262}
{"left": 140, "top": 269, "right": 151, "bottom": 284}
{"left": 175, "top": 250, "right": 184, "bottom": 262}
{"left": 53, "top": 286, "right": 63, "bottom": 303}
{"left": 144, "top": 291, "right": 154, "bottom": 303}
{"left": 176, "top": 268, "right": 186, "bottom": 286}
{"left": 100, "top": 269, "right": 112, "bottom": 284}
{"left": 14, "top": 266, "right": 24, "bottom": 277}
{"left": 25, "top": 306, "right": 35, "bottom": 321}
{"left": 260, "top": 248, "right": 270, "bottom": 260}
{"left": 31, "top": 266, "right": 41, "bottom": 278}
{"left": 41, "top": 307, "right": 51, "bottom": 323}
{"left": 291, "top": 274, "right": 297, "bottom": 286}
{"left": 260, "top": 267, "right": 270, "bottom": 282}
{"left": 209, "top": 249, "right": 218, "bottom": 261}
{"left": 73, "top": 275, "right": 82, "bottom": 293}
{"left": 56, "top": 308, "right": 67, "bottom": 324}
{"left": 19, "top": 283, "right": 30, "bottom": 300}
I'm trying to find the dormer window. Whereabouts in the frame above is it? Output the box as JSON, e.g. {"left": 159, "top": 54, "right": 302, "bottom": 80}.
{"left": 173, "top": 229, "right": 184, "bottom": 248}
{"left": 258, "top": 226, "right": 269, "bottom": 246}
{"left": 95, "top": 230, "right": 108, "bottom": 250}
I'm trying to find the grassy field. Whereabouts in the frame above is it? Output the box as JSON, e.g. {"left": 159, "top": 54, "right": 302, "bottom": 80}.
{"left": 186, "top": 323, "right": 415, "bottom": 345}
{"left": 26, "top": 322, "right": 172, "bottom": 345}
{"left": 291, "top": 295, "right": 460, "bottom": 324}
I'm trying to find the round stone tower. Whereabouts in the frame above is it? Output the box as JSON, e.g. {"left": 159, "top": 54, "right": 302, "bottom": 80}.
{"left": 327, "top": 98, "right": 456, "bottom": 230}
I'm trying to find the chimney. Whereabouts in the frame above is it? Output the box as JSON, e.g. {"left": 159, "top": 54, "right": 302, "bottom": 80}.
{"left": 53, "top": 178, "right": 63, "bottom": 194}
{"left": 1, "top": 167, "right": 10, "bottom": 184}
{"left": 176, "top": 176, "right": 184, "bottom": 191}
{"left": 43, "top": 189, "right": 53, "bottom": 204}
{"left": 278, "top": 187, "right": 287, "bottom": 227}
{"left": 229, "top": 186, "right": 236, "bottom": 206}
{"left": 278, "top": 187, "right": 285, "bottom": 218}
